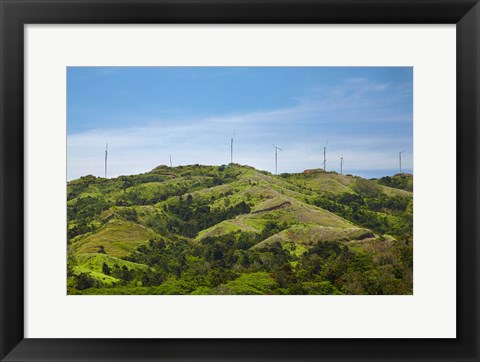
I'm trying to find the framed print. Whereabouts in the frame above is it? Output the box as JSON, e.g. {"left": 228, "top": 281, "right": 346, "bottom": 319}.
{"left": 0, "top": 0, "right": 479, "bottom": 361}
{"left": 64, "top": 65, "right": 415, "bottom": 297}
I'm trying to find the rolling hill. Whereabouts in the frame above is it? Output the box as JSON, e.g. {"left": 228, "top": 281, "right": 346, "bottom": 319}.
{"left": 67, "top": 164, "right": 413, "bottom": 295}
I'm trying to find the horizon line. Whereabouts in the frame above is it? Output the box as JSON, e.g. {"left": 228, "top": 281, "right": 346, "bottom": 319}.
{"left": 67, "top": 163, "right": 413, "bottom": 182}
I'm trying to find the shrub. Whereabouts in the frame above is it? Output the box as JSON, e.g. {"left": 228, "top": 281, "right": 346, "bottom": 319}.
{"left": 75, "top": 273, "right": 97, "bottom": 290}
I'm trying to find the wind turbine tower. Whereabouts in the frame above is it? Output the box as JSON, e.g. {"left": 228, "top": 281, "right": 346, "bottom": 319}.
{"left": 230, "top": 132, "right": 235, "bottom": 164}
{"left": 169, "top": 154, "right": 173, "bottom": 168}
{"left": 273, "top": 144, "right": 283, "bottom": 175}
{"left": 323, "top": 140, "right": 328, "bottom": 171}
{"left": 399, "top": 150, "right": 404, "bottom": 174}
{"left": 340, "top": 155, "right": 344, "bottom": 175}
{"left": 104, "top": 143, "right": 108, "bottom": 178}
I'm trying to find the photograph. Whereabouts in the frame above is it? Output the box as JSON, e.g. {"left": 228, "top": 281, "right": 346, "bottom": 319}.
{"left": 66, "top": 66, "right": 413, "bottom": 295}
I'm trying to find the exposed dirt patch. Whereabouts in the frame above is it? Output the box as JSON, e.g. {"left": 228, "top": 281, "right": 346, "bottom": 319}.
{"left": 251, "top": 201, "right": 291, "bottom": 214}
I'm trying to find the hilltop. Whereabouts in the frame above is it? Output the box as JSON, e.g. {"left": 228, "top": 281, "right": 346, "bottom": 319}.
{"left": 67, "top": 164, "right": 413, "bottom": 295}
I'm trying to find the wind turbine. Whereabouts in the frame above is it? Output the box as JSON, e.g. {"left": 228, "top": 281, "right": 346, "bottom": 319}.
{"left": 104, "top": 143, "right": 108, "bottom": 178}
{"left": 169, "top": 154, "right": 173, "bottom": 168}
{"left": 399, "top": 150, "right": 405, "bottom": 174}
{"left": 273, "top": 144, "right": 283, "bottom": 175}
{"left": 340, "top": 154, "right": 344, "bottom": 175}
{"left": 230, "top": 132, "right": 236, "bottom": 164}
{"left": 323, "top": 140, "right": 328, "bottom": 171}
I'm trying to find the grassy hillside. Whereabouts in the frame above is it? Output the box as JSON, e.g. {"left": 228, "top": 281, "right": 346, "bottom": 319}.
{"left": 67, "top": 164, "right": 413, "bottom": 295}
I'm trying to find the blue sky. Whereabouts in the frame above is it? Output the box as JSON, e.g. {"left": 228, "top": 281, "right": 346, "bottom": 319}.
{"left": 67, "top": 67, "right": 413, "bottom": 180}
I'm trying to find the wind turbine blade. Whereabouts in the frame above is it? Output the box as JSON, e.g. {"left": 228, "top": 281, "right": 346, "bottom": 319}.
{"left": 278, "top": 147, "right": 283, "bottom": 151}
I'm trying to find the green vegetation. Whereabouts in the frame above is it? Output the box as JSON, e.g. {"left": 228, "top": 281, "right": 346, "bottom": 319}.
{"left": 67, "top": 165, "right": 413, "bottom": 295}
{"left": 378, "top": 173, "right": 413, "bottom": 192}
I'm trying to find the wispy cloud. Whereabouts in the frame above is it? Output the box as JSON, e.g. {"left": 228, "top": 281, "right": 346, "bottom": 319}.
{"left": 67, "top": 75, "right": 413, "bottom": 180}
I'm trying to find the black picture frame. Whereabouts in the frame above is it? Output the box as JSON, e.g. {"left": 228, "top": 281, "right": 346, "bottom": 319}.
{"left": 1, "top": 1, "right": 479, "bottom": 361}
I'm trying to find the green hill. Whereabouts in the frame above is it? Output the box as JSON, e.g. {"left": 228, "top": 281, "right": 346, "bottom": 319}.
{"left": 67, "top": 164, "right": 413, "bottom": 295}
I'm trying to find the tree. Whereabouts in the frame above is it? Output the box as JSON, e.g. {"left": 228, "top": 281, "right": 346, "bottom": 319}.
{"left": 102, "top": 262, "right": 111, "bottom": 275}
{"left": 113, "top": 265, "right": 134, "bottom": 283}
{"left": 75, "top": 273, "right": 97, "bottom": 290}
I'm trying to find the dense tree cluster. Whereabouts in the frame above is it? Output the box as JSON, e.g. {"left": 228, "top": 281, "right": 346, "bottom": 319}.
{"left": 67, "top": 196, "right": 112, "bottom": 239}
{"left": 69, "top": 233, "right": 412, "bottom": 295}
{"left": 143, "top": 195, "right": 252, "bottom": 238}
{"left": 312, "top": 182, "right": 412, "bottom": 238}
{"left": 378, "top": 174, "right": 413, "bottom": 191}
